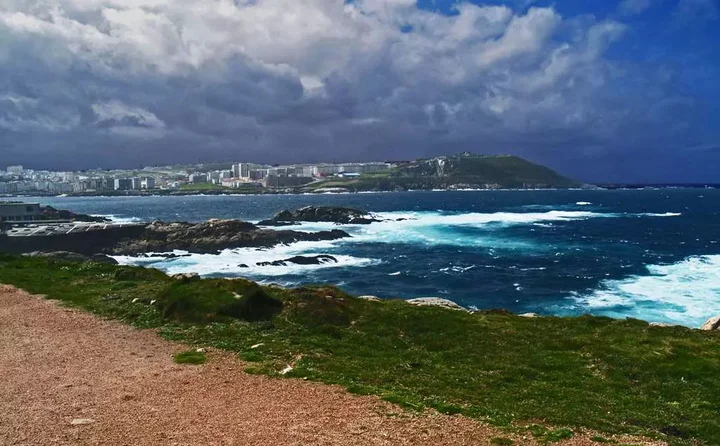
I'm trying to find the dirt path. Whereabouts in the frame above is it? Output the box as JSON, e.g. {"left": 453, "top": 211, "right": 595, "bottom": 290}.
{"left": 0, "top": 285, "right": 661, "bottom": 446}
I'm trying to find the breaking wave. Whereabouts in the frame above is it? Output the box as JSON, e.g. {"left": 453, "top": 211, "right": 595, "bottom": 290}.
{"left": 112, "top": 241, "right": 379, "bottom": 278}
{"left": 282, "top": 210, "right": 680, "bottom": 249}
{"left": 568, "top": 255, "right": 720, "bottom": 327}
{"left": 94, "top": 214, "right": 145, "bottom": 224}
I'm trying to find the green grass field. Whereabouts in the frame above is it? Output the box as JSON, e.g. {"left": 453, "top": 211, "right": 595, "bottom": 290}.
{"left": 179, "top": 183, "right": 229, "bottom": 191}
{"left": 1, "top": 254, "right": 718, "bottom": 445}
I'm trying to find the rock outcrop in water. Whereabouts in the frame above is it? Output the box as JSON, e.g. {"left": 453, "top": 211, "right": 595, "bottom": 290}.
{"left": 256, "top": 255, "right": 338, "bottom": 267}
{"left": 110, "top": 219, "right": 350, "bottom": 255}
{"left": 258, "top": 206, "right": 381, "bottom": 226}
{"left": 39, "top": 206, "right": 111, "bottom": 223}
{"left": 1, "top": 217, "right": 349, "bottom": 256}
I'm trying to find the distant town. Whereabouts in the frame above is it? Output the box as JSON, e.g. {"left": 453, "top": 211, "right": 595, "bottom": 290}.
{"left": 0, "top": 161, "right": 393, "bottom": 195}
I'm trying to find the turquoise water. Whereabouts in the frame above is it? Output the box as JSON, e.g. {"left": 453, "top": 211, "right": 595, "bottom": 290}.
{"left": 35, "top": 189, "right": 720, "bottom": 327}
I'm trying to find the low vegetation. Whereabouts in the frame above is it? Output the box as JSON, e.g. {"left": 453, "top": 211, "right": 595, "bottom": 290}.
{"left": 1, "top": 254, "right": 719, "bottom": 445}
{"left": 306, "top": 154, "right": 578, "bottom": 192}
{"left": 173, "top": 349, "right": 207, "bottom": 365}
{"left": 179, "top": 183, "right": 228, "bottom": 192}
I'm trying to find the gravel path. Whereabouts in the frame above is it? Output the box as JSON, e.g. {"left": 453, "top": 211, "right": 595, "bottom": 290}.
{"left": 0, "top": 285, "right": 663, "bottom": 446}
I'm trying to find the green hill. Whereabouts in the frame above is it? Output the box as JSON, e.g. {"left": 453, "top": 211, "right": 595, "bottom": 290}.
{"left": 308, "top": 153, "right": 578, "bottom": 192}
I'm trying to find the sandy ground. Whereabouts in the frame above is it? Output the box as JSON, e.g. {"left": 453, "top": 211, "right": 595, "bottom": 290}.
{"left": 0, "top": 285, "right": 664, "bottom": 446}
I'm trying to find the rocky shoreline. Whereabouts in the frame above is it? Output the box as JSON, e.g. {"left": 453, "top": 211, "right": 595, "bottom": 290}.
{"left": 11, "top": 204, "right": 720, "bottom": 331}
{"left": 110, "top": 219, "right": 349, "bottom": 255}
{"left": 1, "top": 206, "right": 371, "bottom": 256}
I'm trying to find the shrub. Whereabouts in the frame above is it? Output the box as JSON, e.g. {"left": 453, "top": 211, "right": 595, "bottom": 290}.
{"left": 287, "top": 287, "right": 356, "bottom": 327}
{"left": 114, "top": 266, "right": 166, "bottom": 282}
{"left": 158, "top": 280, "right": 282, "bottom": 323}
{"left": 221, "top": 287, "right": 284, "bottom": 322}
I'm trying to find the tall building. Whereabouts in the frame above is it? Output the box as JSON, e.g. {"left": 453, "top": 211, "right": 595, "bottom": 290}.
{"left": 6, "top": 166, "right": 23, "bottom": 174}
{"left": 239, "top": 163, "right": 254, "bottom": 178}
{"left": 141, "top": 177, "right": 156, "bottom": 190}
{"left": 189, "top": 173, "right": 208, "bottom": 184}
{"left": 114, "top": 178, "right": 133, "bottom": 191}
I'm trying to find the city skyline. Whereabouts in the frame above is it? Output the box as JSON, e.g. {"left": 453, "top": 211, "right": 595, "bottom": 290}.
{"left": 0, "top": 159, "right": 401, "bottom": 194}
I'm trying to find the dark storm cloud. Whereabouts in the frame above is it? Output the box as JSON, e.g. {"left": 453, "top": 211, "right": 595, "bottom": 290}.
{"left": 0, "top": 0, "right": 718, "bottom": 181}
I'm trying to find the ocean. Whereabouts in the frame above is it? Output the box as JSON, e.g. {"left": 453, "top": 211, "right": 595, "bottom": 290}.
{"left": 33, "top": 189, "right": 720, "bottom": 328}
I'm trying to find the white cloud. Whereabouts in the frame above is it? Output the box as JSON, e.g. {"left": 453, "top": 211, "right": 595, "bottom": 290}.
{"left": 0, "top": 0, "right": 706, "bottom": 174}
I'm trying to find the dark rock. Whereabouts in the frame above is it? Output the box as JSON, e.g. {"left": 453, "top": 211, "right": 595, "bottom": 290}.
{"left": 256, "top": 255, "right": 338, "bottom": 267}
{"left": 111, "top": 220, "right": 350, "bottom": 255}
{"left": 91, "top": 254, "right": 119, "bottom": 264}
{"left": 5, "top": 216, "right": 350, "bottom": 256}
{"left": 238, "top": 264, "right": 249, "bottom": 268}
{"left": 258, "top": 206, "right": 381, "bottom": 226}
{"left": 284, "top": 255, "right": 338, "bottom": 265}
{"left": 38, "top": 206, "right": 111, "bottom": 223}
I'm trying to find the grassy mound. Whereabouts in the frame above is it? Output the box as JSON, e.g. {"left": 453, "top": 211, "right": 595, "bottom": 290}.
{"left": 0, "top": 254, "right": 719, "bottom": 445}
{"left": 159, "top": 278, "right": 283, "bottom": 323}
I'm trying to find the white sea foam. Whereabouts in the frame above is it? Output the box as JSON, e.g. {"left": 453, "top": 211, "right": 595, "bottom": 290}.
{"left": 113, "top": 241, "right": 379, "bottom": 278}
{"left": 94, "top": 214, "right": 144, "bottom": 224}
{"left": 569, "top": 255, "right": 720, "bottom": 327}
{"left": 279, "top": 209, "right": 679, "bottom": 249}
{"left": 638, "top": 212, "right": 682, "bottom": 217}
{"left": 575, "top": 202, "right": 593, "bottom": 206}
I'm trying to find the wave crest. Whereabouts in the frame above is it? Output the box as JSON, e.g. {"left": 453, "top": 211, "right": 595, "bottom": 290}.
{"left": 568, "top": 255, "right": 720, "bottom": 327}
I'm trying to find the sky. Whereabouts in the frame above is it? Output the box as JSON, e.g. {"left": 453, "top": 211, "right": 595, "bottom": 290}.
{"left": 0, "top": 0, "right": 718, "bottom": 182}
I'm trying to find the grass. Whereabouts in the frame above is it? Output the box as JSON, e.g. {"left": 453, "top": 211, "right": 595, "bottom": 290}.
{"left": 179, "top": 183, "right": 228, "bottom": 191}
{"left": 1, "top": 254, "right": 719, "bottom": 445}
{"left": 173, "top": 349, "right": 207, "bottom": 365}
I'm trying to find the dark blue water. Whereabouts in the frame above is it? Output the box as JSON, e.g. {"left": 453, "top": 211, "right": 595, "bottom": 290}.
{"left": 34, "top": 190, "right": 720, "bottom": 327}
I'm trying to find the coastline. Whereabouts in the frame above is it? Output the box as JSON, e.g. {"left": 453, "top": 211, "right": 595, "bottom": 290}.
{"left": 5, "top": 195, "right": 713, "bottom": 329}
{"left": 5, "top": 187, "right": 581, "bottom": 199}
